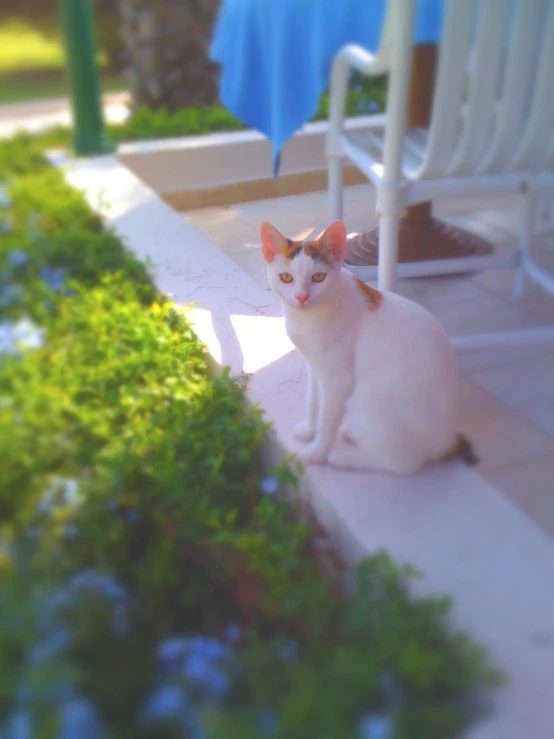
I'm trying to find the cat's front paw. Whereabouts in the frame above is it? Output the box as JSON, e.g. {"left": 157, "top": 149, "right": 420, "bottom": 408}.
{"left": 294, "top": 421, "right": 316, "bottom": 443}
{"left": 300, "top": 442, "right": 328, "bottom": 465}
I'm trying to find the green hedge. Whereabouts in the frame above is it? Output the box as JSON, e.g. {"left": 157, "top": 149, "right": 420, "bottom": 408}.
{"left": 0, "top": 136, "right": 500, "bottom": 738}
{"left": 7, "top": 76, "right": 387, "bottom": 153}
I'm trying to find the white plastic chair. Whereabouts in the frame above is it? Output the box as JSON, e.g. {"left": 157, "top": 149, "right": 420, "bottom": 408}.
{"left": 327, "top": 0, "right": 554, "bottom": 349}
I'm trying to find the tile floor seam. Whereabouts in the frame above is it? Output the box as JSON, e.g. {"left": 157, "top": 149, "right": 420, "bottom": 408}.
{"left": 457, "top": 373, "right": 554, "bottom": 473}
{"left": 481, "top": 441, "right": 554, "bottom": 477}
{"left": 468, "top": 360, "right": 554, "bottom": 441}
{"left": 482, "top": 273, "right": 554, "bottom": 317}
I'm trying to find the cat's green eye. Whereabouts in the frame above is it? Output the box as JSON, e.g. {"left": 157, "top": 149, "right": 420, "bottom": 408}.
{"left": 279, "top": 273, "right": 293, "bottom": 283}
{"left": 312, "top": 272, "right": 327, "bottom": 283}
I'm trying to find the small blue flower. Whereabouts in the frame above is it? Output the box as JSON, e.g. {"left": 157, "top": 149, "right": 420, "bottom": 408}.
{"left": 45, "top": 588, "right": 74, "bottom": 612}
{"left": 24, "top": 526, "right": 40, "bottom": 541}
{"left": 359, "top": 713, "right": 395, "bottom": 739}
{"left": 0, "top": 536, "right": 12, "bottom": 559}
{"left": 65, "top": 571, "right": 129, "bottom": 636}
{"left": 379, "top": 672, "right": 404, "bottom": 706}
{"left": 125, "top": 510, "right": 139, "bottom": 524}
{"left": 14, "top": 683, "right": 32, "bottom": 704}
{"left": 45, "top": 588, "right": 74, "bottom": 611}
{"left": 188, "top": 637, "right": 229, "bottom": 660}
{"left": 184, "top": 656, "right": 230, "bottom": 697}
{"left": 204, "top": 669, "right": 229, "bottom": 697}
{"left": 30, "top": 627, "right": 71, "bottom": 663}
{"left": 112, "top": 603, "right": 129, "bottom": 637}
{"left": 184, "top": 653, "right": 212, "bottom": 681}
{"left": 4, "top": 709, "right": 32, "bottom": 739}
{"left": 64, "top": 523, "right": 79, "bottom": 540}
{"left": 58, "top": 697, "right": 100, "bottom": 739}
{"left": 38, "top": 588, "right": 74, "bottom": 635}
{"left": 157, "top": 636, "right": 232, "bottom": 698}
{"left": 261, "top": 477, "right": 278, "bottom": 495}
{"left": 0, "top": 323, "right": 17, "bottom": 356}
{"left": 158, "top": 638, "right": 189, "bottom": 665}
{"left": 8, "top": 251, "right": 29, "bottom": 267}
{"left": 356, "top": 99, "right": 380, "bottom": 115}
{"left": 225, "top": 623, "right": 240, "bottom": 644}
{"left": 143, "top": 684, "right": 188, "bottom": 722}
{"left": 257, "top": 709, "right": 279, "bottom": 734}
{"left": 40, "top": 266, "right": 67, "bottom": 292}
{"left": 0, "top": 216, "right": 13, "bottom": 234}
{"left": 278, "top": 641, "right": 298, "bottom": 661}
{"left": 48, "top": 682, "right": 76, "bottom": 705}
{"left": 69, "top": 570, "right": 126, "bottom": 601}
{"left": 0, "top": 284, "right": 24, "bottom": 309}
{"left": 0, "top": 186, "right": 11, "bottom": 209}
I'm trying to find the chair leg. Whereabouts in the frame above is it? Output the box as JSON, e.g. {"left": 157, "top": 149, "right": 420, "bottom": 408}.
{"left": 377, "top": 209, "right": 401, "bottom": 292}
{"left": 514, "top": 191, "right": 535, "bottom": 300}
{"left": 328, "top": 156, "right": 343, "bottom": 222}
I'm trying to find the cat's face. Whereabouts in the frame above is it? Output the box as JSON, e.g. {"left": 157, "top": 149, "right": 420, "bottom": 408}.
{"left": 260, "top": 221, "right": 347, "bottom": 310}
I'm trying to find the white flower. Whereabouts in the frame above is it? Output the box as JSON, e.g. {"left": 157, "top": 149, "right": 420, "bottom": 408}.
{"left": 0, "top": 322, "right": 16, "bottom": 355}
{"left": 12, "top": 317, "right": 45, "bottom": 350}
{"left": 0, "top": 185, "right": 11, "bottom": 209}
{"left": 0, "top": 318, "right": 45, "bottom": 356}
{"left": 39, "top": 476, "right": 81, "bottom": 513}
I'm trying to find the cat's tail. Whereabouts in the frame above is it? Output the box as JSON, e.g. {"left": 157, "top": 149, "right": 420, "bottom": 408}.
{"left": 440, "top": 434, "right": 479, "bottom": 467}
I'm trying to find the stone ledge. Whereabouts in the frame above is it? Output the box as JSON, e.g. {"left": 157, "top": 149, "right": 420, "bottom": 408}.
{"left": 55, "top": 152, "right": 554, "bottom": 739}
{"left": 118, "top": 115, "right": 381, "bottom": 207}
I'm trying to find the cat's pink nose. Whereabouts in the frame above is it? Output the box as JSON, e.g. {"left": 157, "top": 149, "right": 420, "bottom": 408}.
{"left": 295, "top": 293, "right": 309, "bottom": 306}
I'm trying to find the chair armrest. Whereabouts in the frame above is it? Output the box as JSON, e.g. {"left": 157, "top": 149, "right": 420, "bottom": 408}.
{"left": 328, "top": 44, "right": 386, "bottom": 157}
{"left": 333, "top": 43, "right": 382, "bottom": 78}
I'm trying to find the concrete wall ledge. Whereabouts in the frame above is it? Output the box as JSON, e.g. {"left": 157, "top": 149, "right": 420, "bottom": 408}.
{"left": 55, "top": 152, "right": 554, "bottom": 739}
{"left": 118, "top": 115, "right": 379, "bottom": 209}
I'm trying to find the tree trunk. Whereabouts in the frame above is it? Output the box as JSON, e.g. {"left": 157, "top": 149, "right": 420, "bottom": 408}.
{"left": 120, "top": 0, "right": 220, "bottom": 111}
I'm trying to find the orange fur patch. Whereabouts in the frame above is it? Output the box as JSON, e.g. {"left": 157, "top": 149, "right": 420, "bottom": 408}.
{"left": 355, "top": 279, "right": 383, "bottom": 310}
{"left": 283, "top": 239, "right": 332, "bottom": 265}
{"left": 284, "top": 239, "right": 303, "bottom": 261}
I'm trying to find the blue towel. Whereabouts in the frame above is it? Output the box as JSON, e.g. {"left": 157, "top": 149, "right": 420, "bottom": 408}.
{"left": 211, "top": 0, "right": 444, "bottom": 176}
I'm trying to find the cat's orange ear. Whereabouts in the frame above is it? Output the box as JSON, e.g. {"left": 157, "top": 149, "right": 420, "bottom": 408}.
{"left": 318, "top": 221, "right": 347, "bottom": 262}
{"left": 260, "top": 222, "right": 287, "bottom": 263}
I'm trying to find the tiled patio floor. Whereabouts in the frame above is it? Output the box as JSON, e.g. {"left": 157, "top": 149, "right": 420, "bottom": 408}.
{"left": 181, "top": 185, "right": 554, "bottom": 538}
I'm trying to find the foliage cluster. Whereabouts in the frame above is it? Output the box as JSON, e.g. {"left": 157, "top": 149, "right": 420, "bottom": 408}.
{"left": 0, "top": 131, "right": 500, "bottom": 738}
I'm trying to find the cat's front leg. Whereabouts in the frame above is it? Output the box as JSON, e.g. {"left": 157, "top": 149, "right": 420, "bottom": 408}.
{"left": 301, "top": 374, "right": 352, "bottom": 465}
{"left": 294, "top": 363, "right": 318, "bottom": 443}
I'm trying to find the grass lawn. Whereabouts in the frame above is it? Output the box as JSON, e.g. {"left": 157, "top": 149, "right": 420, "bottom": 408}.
{"left": 0, "top": 72, "right": 127, "bottom": 106}
{"left": 0, "top": 21, "right": 66, "bottom": 73}
{"left": 0, "top": 19, "right": 126, "bottom": 106}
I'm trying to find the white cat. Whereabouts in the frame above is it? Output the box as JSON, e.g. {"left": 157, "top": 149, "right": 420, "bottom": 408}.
{"left": 261, "top": 220, "right": 477, "bottom": 475}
